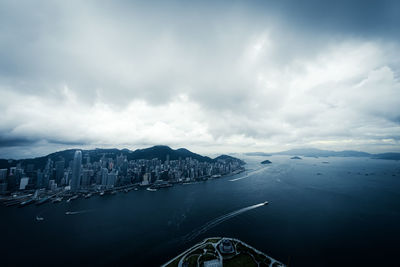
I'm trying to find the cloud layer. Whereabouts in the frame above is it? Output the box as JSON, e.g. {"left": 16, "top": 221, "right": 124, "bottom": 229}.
{"left": 0, "top": 0, "right": 399, "bottom": 158}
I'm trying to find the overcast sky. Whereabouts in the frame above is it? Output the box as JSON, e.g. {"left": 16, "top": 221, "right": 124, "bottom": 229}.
{"left": 1, "top": 0, "right": 400, "bottom": 159}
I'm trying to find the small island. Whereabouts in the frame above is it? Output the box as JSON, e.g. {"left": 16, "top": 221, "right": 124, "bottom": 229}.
{"left": 261, "top": 160, "right": 272, "bottom": 164}
{"left": 290, "top": 156, "right": 302, "bottom": 160}
{"left": 162, "top": 237, "right": 285, "bottom": 267}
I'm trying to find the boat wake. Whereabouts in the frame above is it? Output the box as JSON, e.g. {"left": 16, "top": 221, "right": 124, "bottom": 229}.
{"left": 65, "top": 209, "right": 94, "bottom": 215}
{"left": 182, "top": 202, "right": 267, "bottom": 243}
{"left": 229, "top": 167, "right": 269, "bottom": 182}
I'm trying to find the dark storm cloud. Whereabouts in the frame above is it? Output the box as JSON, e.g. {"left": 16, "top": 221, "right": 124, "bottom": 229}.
{"left": 258, "top": 0, "right": 400, "bottom": 38}
{"left": 0, "top": 0, "right": 399, "bottom": 158}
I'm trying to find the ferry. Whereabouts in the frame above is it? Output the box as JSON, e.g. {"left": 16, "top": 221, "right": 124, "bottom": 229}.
{"left": 146, "top": 188, "right": 157, "bottom": 192}
{"left": 52, "top": 197, "right": 62, "bottom": 203}
{"left": 19, "top": 198, "right": 35, "bottom": 207}
{"left": 66, "top": 195, "right": 78, "bottom": 202}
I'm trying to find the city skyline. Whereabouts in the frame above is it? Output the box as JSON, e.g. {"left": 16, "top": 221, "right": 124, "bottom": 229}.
{"left": 1, "top": 0, "right": 400, "bottom": 159}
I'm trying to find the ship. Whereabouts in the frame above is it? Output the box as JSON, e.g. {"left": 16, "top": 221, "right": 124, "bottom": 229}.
{"left": 52, "top": 197, "right": 63, "bottom": 203}
{"left": 146, "top": 187, "right": 157, "bottom": 192}
{"left": 19, "top": 198, "right": 35, "bottom": 207}
{"left": 66, "top": 195, "right": 78, "bottom": 202}
{"left": 35, "top": 215, "right": 44, "bottom": 221}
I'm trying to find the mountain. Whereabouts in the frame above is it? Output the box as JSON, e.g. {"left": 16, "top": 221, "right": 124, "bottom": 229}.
{"left": 126, "top": 145, "right": 213, "bottom": 162}
{"left": 214, "top": 154, "right": 245, "bottom": 165}
{"left": 0, "top": 145, "right": 244, "bottom": 170}
{"left": 372, "top": 153, "right": 400, "bottom": 160}
{"left": 244, "top": 152, "right": 272, "bottom": 157}
{"left": 245, "top": 148, "right": 400, "bottom": 160}
{"left": 273, "top": 148, "right": 371, "bottom": 158}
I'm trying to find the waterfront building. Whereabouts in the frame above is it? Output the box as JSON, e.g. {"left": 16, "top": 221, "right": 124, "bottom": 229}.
{"left": 19, "top": 177, "right": 29, "bottom": 190}
{"left": 55, "top": 160, "right": 65, "bottom": 184}
{"left": 0, "top": 169, "right": 7, "bottom": 182}
{"left": 70, "top": 150, "right": 82, "bottom": 192}
{"left": 101, "top": 168, "right": 108, "bottom": 187}
{"left": 36, "top": 170, "right": 44, "bottom": 189}
{"left": 218, "top": 239, "right": 235, "bottom": 254}
{"left": 107, "top": 170, "right": 117, "bottom": 188}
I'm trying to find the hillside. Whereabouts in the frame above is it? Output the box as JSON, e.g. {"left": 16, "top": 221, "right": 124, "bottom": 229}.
{"left": 0, "top": 145, "right": 243, "bottom": 170}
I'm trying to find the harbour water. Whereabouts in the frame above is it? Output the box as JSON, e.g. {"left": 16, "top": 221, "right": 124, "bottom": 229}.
{"left": 1, "top": 155, "right": 399, "bottom": 266}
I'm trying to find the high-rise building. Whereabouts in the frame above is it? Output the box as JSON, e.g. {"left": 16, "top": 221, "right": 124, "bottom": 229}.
{"left": 36, "top": 170, "right": 44, "bottom": 188}
{"left": 0, "top": 169, "right": 7, "bottom": 182}
{"left": 70, "top": 150, "right": 82, "bottom": 192}
{"left": 55, "top": 160, "right": 65, "bottom": 185}
{"left": 101, "top": 168, "right": 108, "bottom": 187}
{"left": 107, "top": 170, "right": 117, "bottom": 188}
{"left": 19, "top": 177, "right": 29, "bottom": 190}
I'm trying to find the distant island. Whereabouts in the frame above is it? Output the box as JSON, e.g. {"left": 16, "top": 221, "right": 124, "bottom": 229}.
{"left": 162, "top": 237, "right": 285, "bottom": 267}
{"left": 261, "top": 160, "right": 272, "bottom": 164}
{"left": 246, "top": 148, "right": 400, "bottom": 160}
{"left": 290, "top": 156, "right": 302, "bottom": 160}
{"left": 0, "top": 146, "right": 246, "bottom": 207}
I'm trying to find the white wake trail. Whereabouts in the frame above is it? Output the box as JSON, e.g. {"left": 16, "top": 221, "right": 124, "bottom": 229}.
{"left": 229, "top": 166, "right": 269, "bottom": 182}
{"left": 183, "top": 203, "right": 266, "bottom": 242}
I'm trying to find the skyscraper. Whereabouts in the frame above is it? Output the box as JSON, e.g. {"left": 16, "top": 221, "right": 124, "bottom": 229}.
{"left": 70, "top": 150, "right": 82, "bottom": 192}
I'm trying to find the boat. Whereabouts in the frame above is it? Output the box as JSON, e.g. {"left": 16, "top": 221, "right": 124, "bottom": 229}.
{"left": 66, "top": 195, "right": 78, "bottom": 202}
{"left": 52, "top": 197, "right": 62, "bottom": 203}
{"left": 263, "top": 201, "right": 269, "bottom": 205}
{"left": 84, "top": 193, "right": 92, "bottom": 199}
{"left": 111, "top": 190, "right": 117, "bottom": 195}
{"left": 146, "top": 188, "right": 157, "bottom": 192}
{"left": 99, "top": 191, "right": 105, "bottom": 196}
{"left": 19, "top": 198, "right": 35, "bottom": 207}
{"left": 35, "top": 215, "right": 44, "bottom": 221}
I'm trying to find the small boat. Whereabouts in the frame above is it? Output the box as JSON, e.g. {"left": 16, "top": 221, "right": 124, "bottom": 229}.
{"left": 110, "top": 190, "right": 117, "bottom": 195}
{"left": 146, "top": 188, "right": 157, "bottom": 192}
{"left": 19, "top": 198, "right": 35, "bottom": 207}
{"left": 134, "top": 188, "right": 138, "bottom": 191}
{"left": 35, "top": 215, "right": 44, "bottom": 221}
{"left": 66, "top": 195, "right": 78, "bottom": 202}
{"left": 84, "top": 193, "right": 92, "bottom": 199}
{"left": 52, "top": 197, "right": 62, "bottom": 203}
{"left": 99, "top": 191, "right": 105, "bottom": 196}
{"left": 263, "top": 201, "right": 269, "bottom": 205}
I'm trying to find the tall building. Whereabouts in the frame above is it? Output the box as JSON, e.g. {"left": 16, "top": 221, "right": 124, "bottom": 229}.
{"left": 55, "top": 160, "right": 65, "bottom": 185}
{"left": 70, "top": 150, "right": 82, "bottom": 192}
{"left": 101, "top": 168, "right": 108, "bottom": 187}
{"left": 107, "top": 170, "right": 117, "bottom": 188}
{"left": 0, "top": 169, "right": 7, "bottom": 182}
{"left": 36, "top": 170, "right": 44, "bottom": 189}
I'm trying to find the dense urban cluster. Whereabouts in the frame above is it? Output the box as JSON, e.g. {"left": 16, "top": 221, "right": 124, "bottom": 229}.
{"left": 0, "top": 150, "right": 244, "bottom": 199}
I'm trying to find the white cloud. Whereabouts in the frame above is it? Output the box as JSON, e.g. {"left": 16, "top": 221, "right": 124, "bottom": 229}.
{"left": 0, "top": 1, "right": 399, "bottom": 158}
